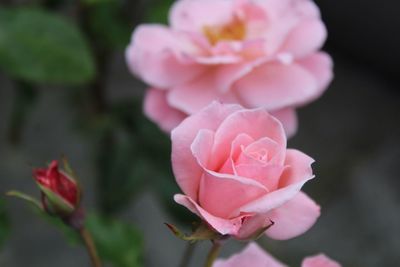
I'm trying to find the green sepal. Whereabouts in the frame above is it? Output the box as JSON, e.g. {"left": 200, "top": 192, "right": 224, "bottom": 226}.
{"left": 165, "top": 222, "right": 223, "bottom": 243}
{"left": 37, "top": 184, "right": 75, "bottom": 216}
{"left": 6, "top": 190, "right": 42, "bottom": 211}
{"left": 60, "top": 156, "right": 82, "bottom": 206}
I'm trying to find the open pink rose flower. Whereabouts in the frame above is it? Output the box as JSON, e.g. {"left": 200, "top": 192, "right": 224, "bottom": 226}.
{"left": 214, "top": 243, "right": 341, "bottom": 267}
{"left": 127, "top": 0, "right": 333, "bottom": 136}
{"left": 172, "top": 102, "right": 320, "bottom": 240}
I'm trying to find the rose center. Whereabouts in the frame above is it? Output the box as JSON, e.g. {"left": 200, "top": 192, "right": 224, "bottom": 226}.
{"left": 203, "top": 17, "right": 246, "bottom": 45}
{"left": 247, "top": 148, "right": 269, "bottom": 163}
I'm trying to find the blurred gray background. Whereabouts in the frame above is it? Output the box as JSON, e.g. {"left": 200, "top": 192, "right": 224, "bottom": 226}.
{"left": 1, "top": 0, "right": 400, "bottom": 266}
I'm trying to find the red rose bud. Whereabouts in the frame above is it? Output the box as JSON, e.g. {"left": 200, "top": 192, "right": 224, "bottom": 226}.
{"left": 33, "top": 160, "right": 80, "bottom": 217}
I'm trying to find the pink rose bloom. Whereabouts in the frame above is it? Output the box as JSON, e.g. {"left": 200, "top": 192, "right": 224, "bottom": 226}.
{"left": 214, "top": 243, "right": 341, "bottom": 267}
{"left": 172, "top": 102, "right": 320, "bottom": 240}
{"left": 126, "top": 0, "right": 333, "bottom": 136}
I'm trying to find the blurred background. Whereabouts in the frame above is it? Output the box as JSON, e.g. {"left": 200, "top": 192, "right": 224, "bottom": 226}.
{"left": 0, "top": 0, "right": 399, "bottom": 266}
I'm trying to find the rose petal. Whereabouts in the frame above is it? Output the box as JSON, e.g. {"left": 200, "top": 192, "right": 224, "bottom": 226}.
{"left": 168, "top": 62, "right": 255, "bottom": 114}
{"left": 126, "top": 25, "right": 205, "bottom": 88}
{"left": 214, "top": 242, "right": 287, "bottom": 267}
{"left": 171, "top": 102, "right": 242, "bottom": 200}
{"left": 279, "top": 149, "right": 315, "bottom": 187}
{"left": 265, "top": 191, "right": 320, "bottom": 240}
{"left": 190, "top": 129, "right": 215, "bottom": 169}
{"left": 236, "top": 171, "right": 312, "bottom": 215}
{"left": 298, "top": 52, "right": 333, "bottom": 91}
{"left": 211, "top": 109, "right": 286, "bottom": 170}
{"left": 235, "top": 213, "right": 271, "bottom": 240}
{"left": 280, "top": 19, "right": 327, "bottom": 58}
{"left": 174, "top": 194, "right": 249, "bottom": 236}
{"left": 199, "top": 170, "right": 268, "bottom": 218}
{"left": 270, "top": 108, "right": 298, "bottom": 138}
{"left": 234, "top": 61, "right": 318, "bottom": 110}
{"left": 235, "top": 164, "right": 284, "bottom": 192}
{"left": 240, "top": 136, "right": 284, "bottom": 165}
{"left": 170, "top": 0, "right": 234, "bottom": 32}
{"left": 143, "top": 89, "right": 187, "bottom": 132}
{"left": 218, "top": 133, "right": 255, "bottom": 174}
{"left": 302, "top": 254, "right": 342, "bottom": 267}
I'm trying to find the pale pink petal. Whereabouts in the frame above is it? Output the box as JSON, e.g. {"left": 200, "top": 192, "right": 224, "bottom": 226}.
{"left": 302, "top": 254, "right": 342, "bottom": 267}
{"left": 190, "top": 129, "right": 215, "bottom": 169}
{"left": 171, "top": 102, "right": 242, "bottom": 200}
{"left": 240, "top": 136, "right": 284, "bottom": 164}
{"left": 265, "top": 191, "right": 320, "bottom": 240}
{"left": 270, "top": 108, "right": 298, "bottom": 138}
{"left": 174, "top": 194, "right": 249, "bottom": 235}
{"left": 280, "top": 19, "right": 327, "bottom": 58}
{"left": 211, "top": 109, "right": 286, "bottom": 170}
{"left": 170, "top": 0, "right": 233, "bottom": 32}
{"left": 143, "top": 89, "right": 187, "bottom": 132}
{"left": 255, "top": 0, "right": 301, "bottom": 54}
{"left": 217, "top": 133, "right": 255, "bottom": 174}
{"left": 214, "top": 243, "right": 287, "bottom": 267}
{"left": 236, "top": 172, "right": 312, "bottom": 215}
{"left": 235, "top": 164, "right": 284, "bottom": 192}
{"left": 168, "top": 62, "right": 257, "bottom": 114}
{"left": 278, "top": 149, "right": 315, "bottom": 187}
{"left": 234, "top": 62, "right": 318, "bottom": 110}
{"left": 298, "top": 52, "right": 333, "bottom": 91}
{"left": 168, "top": 71, "right": 222, "bottom": 114}
{"left": 230, "top": 133, "right": 254, "bottom": 162}
{"left": 235, "top": 213, "right": 271, "bottom": 240}
{"left": 199, "top": 169, "right": 268, "bottom": 218}
{"left": 126, "top": 25, "right": 205, "bottom": 88}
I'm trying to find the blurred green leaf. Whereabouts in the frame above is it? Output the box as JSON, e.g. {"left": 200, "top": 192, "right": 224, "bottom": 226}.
{"left": 0, "top": 200, "right": 10, "bottom": 249}
{"left": 0, "top": 8, "right": 95, "bottom": 85}
{"left": 86, "top": 214, "right": 143, "bottom": 267}
{"left": 146, "top": 0, "right": 175, "bottom": 24}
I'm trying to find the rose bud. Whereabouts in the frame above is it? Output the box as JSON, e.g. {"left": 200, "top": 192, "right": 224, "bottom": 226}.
{"left": 214, "top": 242, "right": 341, "bottom": 267}
{"left": 33, "top": 160, "right": 80, "bottom": 217}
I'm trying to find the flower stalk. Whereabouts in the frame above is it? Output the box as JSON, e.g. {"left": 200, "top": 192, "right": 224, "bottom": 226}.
{"left": 79, "top": 227, "right": 102, "bottom": 267}
{"left": 204, "top": 240, "right": 222, "bottom": 267}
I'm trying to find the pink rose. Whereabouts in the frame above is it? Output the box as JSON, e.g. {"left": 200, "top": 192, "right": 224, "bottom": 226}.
{"left": 127, "top": 0, "right": 333, "bottom": 136}
{"left": 214, "top": 243, "right": 341, "bottom": 267}
{"left": 172, "top": 102, "right": 320, "bottom": 240}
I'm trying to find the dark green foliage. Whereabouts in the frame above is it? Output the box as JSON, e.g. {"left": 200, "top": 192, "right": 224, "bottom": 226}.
{"left": 86, "top": 214, "right": 143, "bottom": 267}
{"left": 0, "top": 8, "right": 95, "bottom": 85}
{"left": 0, "top": 200, "right": 10, "bottom": 249}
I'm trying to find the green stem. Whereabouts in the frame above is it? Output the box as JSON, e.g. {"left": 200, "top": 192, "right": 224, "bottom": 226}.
{"left": 79, "top": 228, "right": 102, "bottom": 267}
{"left": 179, "top": 242, "right": 197, "bottom": 267}
{"left": 204, "top": 240, "right": 222, "bottom": 267}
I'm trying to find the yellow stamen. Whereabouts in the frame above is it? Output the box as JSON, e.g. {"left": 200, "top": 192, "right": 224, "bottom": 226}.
{"left": 203, "top": 17, "right": 246, "bottom": 45}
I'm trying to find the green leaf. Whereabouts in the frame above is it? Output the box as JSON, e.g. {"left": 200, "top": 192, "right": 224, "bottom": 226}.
{"left": 0, "top": 8, "right": 95, "bottom": 85}
{"left": 86, "top": 214, "right": 143, "bottom": 267}
{"left": 0, "top": 200, "right": 10, "bottom": 249}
